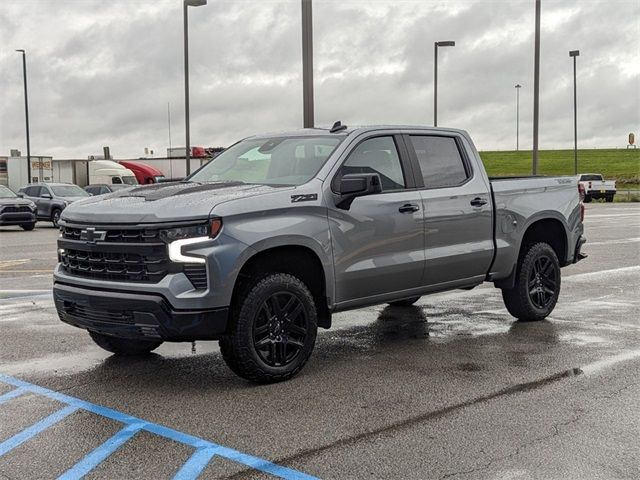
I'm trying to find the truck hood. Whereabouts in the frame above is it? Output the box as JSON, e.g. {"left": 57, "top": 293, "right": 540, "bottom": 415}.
{"left": 60, "top": 181, "right": 292, "bottom": 224}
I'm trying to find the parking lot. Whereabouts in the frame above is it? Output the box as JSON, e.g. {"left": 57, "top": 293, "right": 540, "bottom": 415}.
{"left": 1, "top": 202, "right": 639, "bottom": 479}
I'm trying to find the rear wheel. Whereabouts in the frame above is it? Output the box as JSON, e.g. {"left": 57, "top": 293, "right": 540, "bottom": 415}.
{"left": 605, "top": 194, "right": 614, "bottom": 203}
{"left": 51, "top": 208, "right": 62, "bottom": 227}
{"left": 21, "top": 223, "right": 36, "bottom": 231}
{"left": 89, "top": 331, "right": 162, "bottom": 356}
{"left": 501, "top": 242, "right": 561, "bottom": 321}
{"left": 220, "top": 273, "right": 317, "bottom": 383}
{"left": 388, "top": 296, "right": 421, "bottom": 307}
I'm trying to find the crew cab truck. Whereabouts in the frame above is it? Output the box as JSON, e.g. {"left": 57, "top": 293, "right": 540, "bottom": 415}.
{"left": 578, "top": 173, "right": 616, "bottom": 202}
{"left": 54, "top": 126, "right": 586, "bottom": 383}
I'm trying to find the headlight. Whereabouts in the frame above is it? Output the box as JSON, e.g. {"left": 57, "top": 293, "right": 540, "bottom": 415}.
{"left": 162, "top": 219, "right": 222, "bottom": 264}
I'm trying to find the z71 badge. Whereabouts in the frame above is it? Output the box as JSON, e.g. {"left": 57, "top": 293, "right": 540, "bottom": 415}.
{"left": 291, "top": 194, "right": 318, "bottom": 203}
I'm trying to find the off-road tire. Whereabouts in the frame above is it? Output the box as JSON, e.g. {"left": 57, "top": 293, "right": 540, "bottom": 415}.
{"left": 51, "top": 208, "right": 62, "bottom": 227}
{"left": 220, "top": 273, "right": 318, "bottom": 383}
{"left": 21, "top": 223, "right": 36, "bottom": 231}
{"left": 89, "top": 331, "right": 162, "bottom": 356}
{"left": 501, "top": 242, "right": 561, "bottom": 321}
{"left": 388, "top": 296, "right": 421, "bottom": 307}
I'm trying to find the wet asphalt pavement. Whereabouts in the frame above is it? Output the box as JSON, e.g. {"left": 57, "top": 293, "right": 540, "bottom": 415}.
{"left": 0, "top": 203, "right": 639, "bottom": 479}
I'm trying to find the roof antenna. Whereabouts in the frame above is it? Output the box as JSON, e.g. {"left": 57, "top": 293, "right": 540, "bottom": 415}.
{"left": 330, "top": 121, "right": 347, "bottom": 133}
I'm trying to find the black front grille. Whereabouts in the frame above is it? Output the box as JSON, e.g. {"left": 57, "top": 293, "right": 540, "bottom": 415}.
{"left": 58, "top": 223, "right": 208, "bottom": 288}
{"left": 59, "top": 246, "right": 169, "bottom": 283}
{"left": 2, "top": 206, "right": 32, "bottom": 213}
{"left": 61, "top": 226, "right": 161, "bottom": 243}
{"left": 184, "top": 265, "right": 208, "bottom": 289}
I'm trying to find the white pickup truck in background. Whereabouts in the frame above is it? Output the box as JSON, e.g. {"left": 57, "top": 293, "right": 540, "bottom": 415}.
{"left": 579, "top": 173, "right": 616, "bottom": 202}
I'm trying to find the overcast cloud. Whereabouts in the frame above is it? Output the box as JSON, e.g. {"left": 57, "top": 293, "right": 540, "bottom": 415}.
{"left": 0, "top": 0, "right": 638, "bottom": 158}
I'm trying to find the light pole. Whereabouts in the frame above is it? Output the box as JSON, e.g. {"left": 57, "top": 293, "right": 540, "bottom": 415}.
{"left": 515, "top": 84, "right": 522, "bottom": 151}
{"left": 301, "top": 0, "right": 314, "bottom": 128}
{"left": 532, "top": 0, "right": 541, "bottom": 174}
{"left": 15, "top": 49, "right": 31, "bottom": 182}
{"left": 570, "top": 50, "right": 580, "bottom": 175}
{"left": 183, "top": 0, "right": 207, "bottom": 176}
{"left": 434, "top": 40, "right": 455, "bottom": 127}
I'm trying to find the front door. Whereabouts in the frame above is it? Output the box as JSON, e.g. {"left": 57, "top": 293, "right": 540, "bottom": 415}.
{"left": 327, "top": 135, "right": 425, "bottom": 303}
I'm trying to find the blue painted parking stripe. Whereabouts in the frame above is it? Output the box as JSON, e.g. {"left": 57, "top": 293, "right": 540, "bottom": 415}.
{"left": 0, "top": 387, "right": 28, "bottom": 404}
{"left": 0, "top": 374, "right": 318, "bottom": 479}
{"left": 58, "top": 422, "right": 145, "bottom": 480}
{"left": 0, "top": 405, "right": 78, "bottom": 456}
{"left": 173, "top": 447, "right": 220, "bottom": 480}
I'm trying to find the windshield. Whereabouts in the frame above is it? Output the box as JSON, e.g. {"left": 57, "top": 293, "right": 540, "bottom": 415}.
{"left": 51, "top": 185, "right": 90, "bottom": 197}
{"left": 189, "top": 135, "right": 344, "bottom": 186}
{"left": 122, "top": 175, "right": 138, "bottom": 185}
{"left": 0, "top": 185, "right": 17, "bottom": 198}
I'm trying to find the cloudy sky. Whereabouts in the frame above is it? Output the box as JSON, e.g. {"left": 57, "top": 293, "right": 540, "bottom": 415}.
{"left": 0, "top": 0, "right": 638, "bottom": 159}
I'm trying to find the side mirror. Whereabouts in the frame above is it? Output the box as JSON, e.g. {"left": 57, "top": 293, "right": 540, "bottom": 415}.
{"left": 41, "top": 193, "right": 52, "bottom": 199}
{"left": 336, "top": 173, "right": 382, "bottom": 210}
{"left": 17, "top": 192, "right": 24, "bottom": 198}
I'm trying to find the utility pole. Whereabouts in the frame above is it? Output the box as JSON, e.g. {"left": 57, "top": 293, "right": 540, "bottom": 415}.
{"left": 301, "top": 0, "right": 314, "bottom": 128}
{"left": 515, "top": 84, "right": 522, "bottom": 151}
{"left": 16, "top": 49, "right": 31, "bottom": 182}
{"left": 532, "top": 0, "right": 541, "bottom": 175}
{"left": 570, "top": 50, "right": 580, "bottom": 175}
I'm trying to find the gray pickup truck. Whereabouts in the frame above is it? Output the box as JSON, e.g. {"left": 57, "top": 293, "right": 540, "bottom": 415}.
{"left": 54, "top": 125, "right": 586, "bottom": 382}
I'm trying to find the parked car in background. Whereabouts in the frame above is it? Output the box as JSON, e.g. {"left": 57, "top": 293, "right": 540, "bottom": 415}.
{"left": 54, "top": 125, "right": 586, "bottom": 383}
{"left": 0, "top": 184, "right": 37, "bottom": 230}
{"left": 579, "top": 173, "right": 616, "bottom": 202}
{"left": 18, "top": 183, "right": 90, "bottom": 227}
{"left": 84, "top": 184, "right": 134, "bottom": 196}
{"left": 119, "top": 161, "right": 166, "bottom": 184}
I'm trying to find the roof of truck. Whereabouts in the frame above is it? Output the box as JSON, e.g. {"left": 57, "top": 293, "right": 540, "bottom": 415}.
{"left": 248, "top": 125, "right": 468, "bottom": 139}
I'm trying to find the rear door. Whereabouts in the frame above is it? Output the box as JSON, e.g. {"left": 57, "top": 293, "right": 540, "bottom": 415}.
{"left": 405, "top": 134, "right": 494, "bottom": 287}
{"left": 326, "top": 134, "right": 425, "bottom": 304}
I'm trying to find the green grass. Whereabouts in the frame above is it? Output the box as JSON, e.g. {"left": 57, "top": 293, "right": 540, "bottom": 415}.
{"left": 479, "top": 149, "right": 640, "bottom": 187}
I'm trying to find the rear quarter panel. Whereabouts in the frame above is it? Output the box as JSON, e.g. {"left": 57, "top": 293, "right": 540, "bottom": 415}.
{"left": 490, "top": 176, "right": 582, "bottom": 279}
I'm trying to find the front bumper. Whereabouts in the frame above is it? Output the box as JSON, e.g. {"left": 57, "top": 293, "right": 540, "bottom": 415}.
{"left": 0, "top": 211, "right": 36, "bottom": 225}
{"left": 54, "top": 282, "right": 229, "bottom": 341}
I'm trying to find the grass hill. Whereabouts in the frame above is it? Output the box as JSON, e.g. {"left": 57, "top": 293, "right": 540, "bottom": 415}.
{"left": 479, "top": 149, "right": 639, "bottom": 187}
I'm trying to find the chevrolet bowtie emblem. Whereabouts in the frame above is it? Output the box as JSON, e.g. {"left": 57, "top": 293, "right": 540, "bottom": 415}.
{"left": 80, "top": 227, "right": 106, "bottom": 243}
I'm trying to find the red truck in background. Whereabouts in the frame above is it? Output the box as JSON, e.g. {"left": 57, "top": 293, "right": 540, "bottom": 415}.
{"left": 118, "top": 161, "right": 166, "bottom": 184}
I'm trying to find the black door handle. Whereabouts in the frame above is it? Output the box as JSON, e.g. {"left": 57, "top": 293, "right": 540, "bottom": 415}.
{"left": 399, "top": 203, "right": 420, "bottom": 213}
{"left": 470, "top": 197, "right": 488, "bottom": 207}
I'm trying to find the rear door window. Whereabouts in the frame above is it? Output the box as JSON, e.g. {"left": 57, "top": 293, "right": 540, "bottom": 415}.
{"left": 410, "top": 136, "right": 469, "bottom": 189}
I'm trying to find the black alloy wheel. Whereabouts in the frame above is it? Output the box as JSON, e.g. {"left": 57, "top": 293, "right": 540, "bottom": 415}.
{"left": 253, "top": 292, "right": 308, "bottom": 367}
{"left": 528, "top": 255, "right": 557, "bottom": 309}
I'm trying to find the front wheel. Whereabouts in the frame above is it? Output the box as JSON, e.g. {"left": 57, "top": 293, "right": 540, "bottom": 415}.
{"left": 51, "top": 208, "right": 62, "bottom": 227}
{"left": 501, "top": 242, "right": 561, "bottom": 321}
{"left": 89, "top": 331, "right": 162, "bottom": 356}
{"left": 220, "top": 273, "right": 318, "bottom": 383}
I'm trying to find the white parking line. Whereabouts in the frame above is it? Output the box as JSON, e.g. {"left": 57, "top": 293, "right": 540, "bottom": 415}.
{"left": 580, "top": 350, "right": 640, "bottom": 375}
{"left": 586, "top": 238, "right": 640, "bottom": 246}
